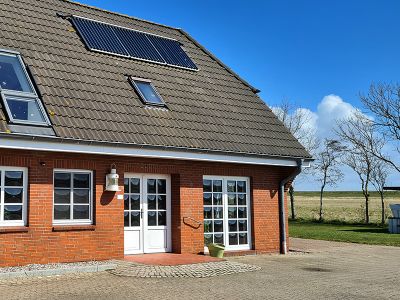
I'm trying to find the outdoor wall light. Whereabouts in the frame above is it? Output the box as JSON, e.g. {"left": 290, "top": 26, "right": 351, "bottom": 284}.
{"left": 105, "top": 163, "right": 120, "bottom": 192}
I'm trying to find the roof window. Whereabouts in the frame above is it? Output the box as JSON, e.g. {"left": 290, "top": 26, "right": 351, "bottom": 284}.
{"left": 129, "top": 77, "right": 165, "bottom": 106}
{"left": 0, "top": 50, "right": 50, "bottom": 126}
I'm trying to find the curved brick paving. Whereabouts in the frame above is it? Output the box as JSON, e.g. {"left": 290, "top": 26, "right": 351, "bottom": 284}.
{"left": 109, "top": 260, "right": 261, "bottom": 278}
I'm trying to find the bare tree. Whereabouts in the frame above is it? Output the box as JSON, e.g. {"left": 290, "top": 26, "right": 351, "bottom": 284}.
{"left": 360, "top": 83, "right": 400, "bottom": 173}
{"left": 336, "top": 111, "right": 386, "bottom": 224}
{"left": 371, "top": 162, "right": 390, "bottom": 224}
{"left": 272, "top": 100, "right": 318, "bottom": 220}
{"left": 313, "top": 139, "right": 344, "bottom": 221}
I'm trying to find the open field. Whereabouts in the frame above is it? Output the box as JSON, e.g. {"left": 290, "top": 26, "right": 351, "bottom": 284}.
{"left": 290, "top": 191, "right": 400, "bottom": 223}
{"left": 289, "top": 220, "right": 400, "bottom": 246}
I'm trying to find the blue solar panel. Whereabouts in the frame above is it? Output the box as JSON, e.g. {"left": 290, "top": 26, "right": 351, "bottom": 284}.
{"left": 112, "top": 26, "right": 165, "bottom": 63}
{"left": 71, "top": 17, "right": 129, "bottom": 57}
{"left": 71, "top": 16, "right": 197, "bottom": 71}
{"left": 147, "top": 35, "right": 198, "bottom": 70}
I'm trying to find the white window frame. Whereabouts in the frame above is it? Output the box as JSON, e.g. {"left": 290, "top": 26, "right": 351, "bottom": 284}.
{"left": 0, "top": 49, "right": 50, "bottom": 126}
{"left": 0, "top": 166, "right": 28, "bottom": 227}
{"left": 129, "top": 76, "right": 166, "bottom": 107}
{"left": 203, "top": 176, "right": 252, "bottom": 251}
{"left": 53, "top": 169, "right": 93, "bottom": 225}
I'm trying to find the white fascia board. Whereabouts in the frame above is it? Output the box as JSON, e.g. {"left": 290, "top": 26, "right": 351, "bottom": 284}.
{"left": 0, "top": 137, "right": 307, "bottom": 167}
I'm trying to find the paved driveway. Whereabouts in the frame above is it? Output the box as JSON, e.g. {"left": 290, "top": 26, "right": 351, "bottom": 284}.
{"left": 2, "top": 238, "right": 399, "bottom": 300}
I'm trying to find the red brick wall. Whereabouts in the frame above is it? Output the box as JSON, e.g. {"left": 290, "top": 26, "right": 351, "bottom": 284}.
{"left": 0, "top": 148, "right": 294, "bottom": 267}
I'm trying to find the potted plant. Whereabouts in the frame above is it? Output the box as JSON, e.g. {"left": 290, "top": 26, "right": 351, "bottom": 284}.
{"left": 207, "top": 243, "right": 225, "bottom": 258}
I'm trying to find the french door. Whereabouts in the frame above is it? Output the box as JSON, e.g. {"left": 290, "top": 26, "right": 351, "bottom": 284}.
{"left": 203, "top": 176, "right": 251, "bottom": 251}
{"left": 124, "top": 174, "right": 171, "bottom": 254}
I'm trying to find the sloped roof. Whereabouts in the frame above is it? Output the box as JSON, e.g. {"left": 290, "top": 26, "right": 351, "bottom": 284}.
{"left": 0, "top": 0, "right": 311, "bottom": 159}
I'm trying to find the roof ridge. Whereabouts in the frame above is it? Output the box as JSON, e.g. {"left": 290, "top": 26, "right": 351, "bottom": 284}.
{"left": 60, "top": 0, "right": 181, "bottom": 31}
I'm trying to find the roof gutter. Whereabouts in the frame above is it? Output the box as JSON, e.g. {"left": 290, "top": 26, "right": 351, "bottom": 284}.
{"left": 278, "top": 159, "right": 303, "bottom": 254}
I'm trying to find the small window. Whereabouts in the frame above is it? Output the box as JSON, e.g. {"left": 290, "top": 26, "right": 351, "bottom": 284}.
{"left": 129, "top": 77, "right": 165, "bottom": 106}
{"left": 53, "top": 170, "right": 93, "bottom": 225}
{"left": 0, "top": 167, "right": 28, "bottom": 226}
{"left": 0, "top": 50, "right": 50, "bottom": 126}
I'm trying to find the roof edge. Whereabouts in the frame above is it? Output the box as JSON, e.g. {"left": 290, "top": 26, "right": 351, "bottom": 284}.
{"left": 179, "top": 29, "right": 261, "bottom": 94}
{"left": 61, "top": 0, "right": 181, "bottom": 31}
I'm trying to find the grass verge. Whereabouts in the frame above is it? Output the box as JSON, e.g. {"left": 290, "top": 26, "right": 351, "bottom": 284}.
{"left": 289, "top": 220, "right": 400, "bottom": 247}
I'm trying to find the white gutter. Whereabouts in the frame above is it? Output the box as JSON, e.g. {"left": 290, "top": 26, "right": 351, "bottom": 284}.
{"left": 0, "top": 136, "right": 312, "bottom": 167}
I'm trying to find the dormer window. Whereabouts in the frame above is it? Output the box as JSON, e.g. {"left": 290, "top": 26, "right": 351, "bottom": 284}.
{"left": 0, "top": 50, "right": 50, "bottom": 126}
{"left": 129, "top": 77, "right": 165, "bottom": 106}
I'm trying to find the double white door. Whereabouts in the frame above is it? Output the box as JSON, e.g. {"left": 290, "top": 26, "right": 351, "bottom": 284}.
{"left": 124, "top": 174, "right": 171, "bottom": 254}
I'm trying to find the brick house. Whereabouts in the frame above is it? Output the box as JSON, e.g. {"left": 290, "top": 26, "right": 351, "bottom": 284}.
{"left": 0, "top": 0, "right": 311, "bottom": 267}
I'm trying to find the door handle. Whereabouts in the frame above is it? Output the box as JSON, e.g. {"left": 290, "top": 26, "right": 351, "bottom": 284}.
{"left": 140, "top": 208, "right": 143, "bottom": 219}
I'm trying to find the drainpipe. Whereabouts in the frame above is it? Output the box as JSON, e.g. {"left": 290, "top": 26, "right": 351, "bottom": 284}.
{"left": 279, "top": 159, "right": 303, "bottom": 254}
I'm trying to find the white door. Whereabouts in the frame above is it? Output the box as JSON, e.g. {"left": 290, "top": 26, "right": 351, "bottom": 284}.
{"left": 124, "top": 174, "right": 171, "bottom": 254}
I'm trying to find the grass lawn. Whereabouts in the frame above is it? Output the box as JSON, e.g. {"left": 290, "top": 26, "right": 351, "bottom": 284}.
{"left": 289, "top": 220, "right": 400, "bottom": 247}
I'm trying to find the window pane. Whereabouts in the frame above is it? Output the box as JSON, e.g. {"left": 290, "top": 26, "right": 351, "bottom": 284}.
{"left": 124, "top": 178, "right": 129, "bottom": 193}
{"left": 157, "top": 179, "right": 166, "bottom": 194}
{"left": 130, "top": 194, "right": 140, "bottom": 210}
{"left": 204, "top": 220, "right": 213, "bottom": 233}
{"left": 148, "top": 211, "right": 156, "bottom": 226}
{"left": 157, "top": 195, "right": 166, "bottom": 210}
{"left": 239, "top": 220, "right": 247, "bottom": 232}
{"left": 238, "top": 207, "right": 247, "bottom": 219}
{"left": 131, "top": 212, "right": 140, "bottom": 227}
{"left": 238, "top": 194, "right": 247, "bottom": 205}
{"left": 228, "top": 220, "right": 238, "bottom": 232}
{"left": 203, "top": 179, "right": 212, "bottom": 192}
{"left": 213, "top": 180, "right": 222, "bottom": 192}
{"left": 228, "top": 194, "right": 236, "bottom": 205}
{"left": 4, "top": 205, "right": 22, "bottom": 220}
{"left": 214, "top": 220, "right": 223, "bottom": 232}
{"left": 237, "top": 181, "right": 246, "bottom": 193}
{"left": 227, "top": 180, "right": 236, "bottom": 192}
{"left": 54, "top": 205, "right": 70, "bottom": 220}
{"left": 4, "top": 188, "right": 23, "bottom": 203}
{"left": 228, "top": 207, "right": 237, "bottom": 219}
{"left": 213, "top": 207, "right": 223, "bottom": 219}
{"left": 147, "top": 179, "right": 156, "bottom": 194}
{"left": 204, "top": 207, "right": 212, "bottom": 219}
{"left": 214, "top": 233, "right": 223, "bottom": 244}
{"left": 73, "top": 189, "right": 89, "bottom": 204}
{"left": 239, "top": 233, "right": 248, "bottom": 245}
{"left": 158, "top": 211, "right": 166, "bottom": 226}
{"left": 124, "top": 211, "right": 129, "bottom": 226}
{"left": 203, "top": 193, "right": 212, "bottom": 205}
{"left": 213, "top": 193, "right": 222, "bottom": 205}
{"left": 0, "top": 54, "right": 32, "bottom": 92}
{"left": 229, "top": 233, "right": 238, "bottom": 245}
{"left": 54, "top": 173, "right": 71, "bottom": 188}
{"left": 6, "top": 97, "right": 46, "bottom": 123}
{"left": 147, "top": 195, "right": 156, "bottom": 209}
{"left": 124, "top": 194, "right": 129, "bottom": 210}
{"left": 204, "top": 234, "right": 213, "bottom": 246}
{"left": 5, "top": 171, "right": 23, "bottom": 186}
{"left": 134, "top": 81, "right": 163, "bottom": 104}
{"left": 130, "top": 178, "right": 140, "bottom": 193}
{"left": 54, "top": 189, "right": 70, "bottom": 204}
{"left": 74, "top": 173, "right": 90, "bottom": 188}
{"left": 73, "top": 205, "right": 89, "bottom": 219}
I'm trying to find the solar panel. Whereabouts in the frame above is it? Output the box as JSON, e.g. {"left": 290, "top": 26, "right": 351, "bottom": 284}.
{"left": 71, "top": 17, "right": 129, "bottom": 57}
{"left": 71, "top": 16, "right": 198, "bottom": 71}
{"left": 147, "top": 35, "right": 198, "bottom": 70}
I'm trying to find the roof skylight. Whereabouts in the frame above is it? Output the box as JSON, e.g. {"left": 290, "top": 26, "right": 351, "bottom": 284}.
{"left": 129, "top": 77, "right": 165, "bottom": 106}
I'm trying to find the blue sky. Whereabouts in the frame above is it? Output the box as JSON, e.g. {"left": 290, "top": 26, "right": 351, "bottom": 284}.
{"left": 78, "top": 0, "right": 399, "bottom": 190}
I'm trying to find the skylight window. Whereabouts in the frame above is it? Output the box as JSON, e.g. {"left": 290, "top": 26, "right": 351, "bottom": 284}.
{"left": 0, "top": 50, "right": 50, "bottom": 126}
{"left": 129, "top": 77, "right": 165, "bottom": 106}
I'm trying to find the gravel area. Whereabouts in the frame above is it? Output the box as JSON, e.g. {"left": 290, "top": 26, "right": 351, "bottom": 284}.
{"left": 0, "top": 260, "right": 114, "bottom": 274}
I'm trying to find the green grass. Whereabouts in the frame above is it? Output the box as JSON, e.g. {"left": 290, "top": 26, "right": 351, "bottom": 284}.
{"left": 289, "top": 220, "right": 400, "bottom": 247}
{"left": 296, "top": 191, "right": 400, "bottom": 198}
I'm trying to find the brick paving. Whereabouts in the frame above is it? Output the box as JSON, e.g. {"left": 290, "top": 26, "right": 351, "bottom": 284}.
{"left": 0, "top": 238, "right": 399, "bottom": 299}
{"left": 123, "top": 253, "right": 223, "bottom": 265}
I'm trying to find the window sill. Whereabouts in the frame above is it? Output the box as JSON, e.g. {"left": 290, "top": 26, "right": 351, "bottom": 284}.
{"left": 52, "top": 225, "right": 95, "bottom": 232}
{"left": 0, "top": 226, "right": 29, "bottom": 233}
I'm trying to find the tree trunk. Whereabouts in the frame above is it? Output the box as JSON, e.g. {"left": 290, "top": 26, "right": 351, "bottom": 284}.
{"left": 365, "top": 195, "right": 369, "bottom": 224}
{"left": 380, "top": 192, "right": 385, "bottom": 225}
{"left": 289, "top": 185, "right": 295, "bottom": 220}
{"left": 319, "top": 185, "right": 325, "bottom": 222}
